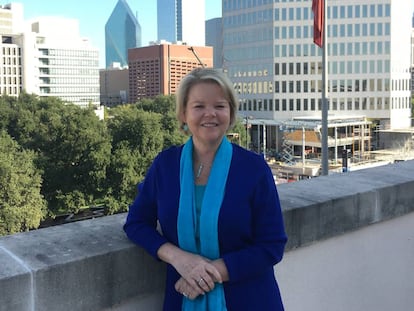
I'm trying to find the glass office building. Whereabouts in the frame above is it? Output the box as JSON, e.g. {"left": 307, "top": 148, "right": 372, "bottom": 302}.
{"left": 105, "top": 0, "right": 141, "bottom": 68}
{"left": 223, "top": 0, "right": 412, "bottom": 130}
{"left": 157, "top": 0, "right": 205, "bottom": 46}
{"left": 206, "top": 17, "right": 223, "bottom": 69}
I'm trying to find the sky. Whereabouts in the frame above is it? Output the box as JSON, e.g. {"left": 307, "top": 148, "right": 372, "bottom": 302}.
{"left": 14, "top": 0, "right": 222, "bottom": 68}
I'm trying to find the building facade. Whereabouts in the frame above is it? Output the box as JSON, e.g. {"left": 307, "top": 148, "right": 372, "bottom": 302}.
{"left": 0, "top": 3, "right": 24, "bottom": 97}
{"left": 105, "top": 0, "right": 141, "bottom": 68}
{"left": 157, "top": 0, "right": 205, "bottom": 46}
{"left": 100, "top": 62, "right": 129, "bottom": 106}
{"left": 0, "top": 35, "right": 22, "bottom": 97}
{"left": 128, "top": 43, "right": 212, "bottom": 103}
{"left": 223, "top": 0, "right": 412, "bottom": 130}
{"left": 206, "top": 17, "right": 223, "bottom": 69}
{"left": 0, "top": 3, "right": 100, "bottom": 107}
{"left": 24, "top": 17, "right": 100, "bottom": 107}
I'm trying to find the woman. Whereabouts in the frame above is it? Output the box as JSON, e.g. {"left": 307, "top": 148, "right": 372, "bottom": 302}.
{"left": 124, "top": 68, "right": 287, "bottom": 310}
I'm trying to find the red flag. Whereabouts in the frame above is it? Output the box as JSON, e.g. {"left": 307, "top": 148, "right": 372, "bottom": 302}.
{"left": 312, "top": 0, "right": 324, "bottom": 47}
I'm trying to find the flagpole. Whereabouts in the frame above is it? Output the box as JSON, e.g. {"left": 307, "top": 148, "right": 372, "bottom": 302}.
{"left": 321, "top": 0, "right": 329, "bottom": 176}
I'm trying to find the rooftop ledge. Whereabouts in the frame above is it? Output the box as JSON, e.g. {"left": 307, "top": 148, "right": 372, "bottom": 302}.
{"left": 1, "top": 160, "right": 414, "bottom": 311}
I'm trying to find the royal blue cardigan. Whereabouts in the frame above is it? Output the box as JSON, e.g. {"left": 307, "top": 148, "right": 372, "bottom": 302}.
{"left": 124, "top": 143, "right": 287, "bottom": 311}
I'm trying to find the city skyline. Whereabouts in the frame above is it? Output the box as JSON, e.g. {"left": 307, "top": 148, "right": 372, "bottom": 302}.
{"left": 13, "top": 0, "right": 221, "bottom": 67}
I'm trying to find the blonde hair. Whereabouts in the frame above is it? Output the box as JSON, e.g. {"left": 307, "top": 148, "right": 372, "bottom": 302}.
{"left": 176, "top": 68, "right": 238, "bottom": 133}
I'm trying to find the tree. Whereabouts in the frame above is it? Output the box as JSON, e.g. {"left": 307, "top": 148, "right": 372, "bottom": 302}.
{"left": 104, "top": 141, "right": 144, "bottom": 214}
{"left": 106, "top": 106, "right": 166, "bottom": 212}
{"left": 3, "top": 95, "right": 112, "bottom": 215}
{"left": 0, "top": 131, "right": 46, "bottom": 236}
{"left": 36, "top": 103, "right": 112, "bottom": 215}
{"left": 136, "top": 95, "right": 186, "bottom": 148}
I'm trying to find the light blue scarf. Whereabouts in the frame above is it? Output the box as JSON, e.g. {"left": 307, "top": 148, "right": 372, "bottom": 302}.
{"left": 178, "top": 136, "right": 232, "bottom": 311}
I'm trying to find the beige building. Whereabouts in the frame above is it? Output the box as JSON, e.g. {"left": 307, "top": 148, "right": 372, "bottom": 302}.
{"left": 100, "top": 62, "right": 129, "bottom": 106}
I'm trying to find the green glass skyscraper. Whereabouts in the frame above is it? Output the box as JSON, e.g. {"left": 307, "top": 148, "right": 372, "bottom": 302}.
{"left": 105, "top": 0, "right": 141, "bottom": 68}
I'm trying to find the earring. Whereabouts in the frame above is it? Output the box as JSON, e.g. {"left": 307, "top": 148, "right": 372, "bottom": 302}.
{"left": 182, "top": 123, "right": 189, "bottom": 131}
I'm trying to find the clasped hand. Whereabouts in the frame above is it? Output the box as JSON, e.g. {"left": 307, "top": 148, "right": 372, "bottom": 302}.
{"left": 173, "top": 252, "right": 222, "bottom": 300}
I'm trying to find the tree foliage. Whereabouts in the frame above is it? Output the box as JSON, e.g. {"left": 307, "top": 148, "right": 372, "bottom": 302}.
{"left": 0, "top": 131, "right": 47, "bottom": 235}
{"left": 0, "top": 92, "right": 247, "bottom": 235}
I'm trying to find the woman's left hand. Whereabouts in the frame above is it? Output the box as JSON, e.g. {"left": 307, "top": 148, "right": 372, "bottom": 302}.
{"left": 175, "top": 276, "right": 212, "bottom": 300}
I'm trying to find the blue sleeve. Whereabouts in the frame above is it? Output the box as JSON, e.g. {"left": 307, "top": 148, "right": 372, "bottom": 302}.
{"left": 123, "top": 156, "right": 169, "bottom": 259}
{"left": 222, "top": 162, "right": 287, "bottom": 283}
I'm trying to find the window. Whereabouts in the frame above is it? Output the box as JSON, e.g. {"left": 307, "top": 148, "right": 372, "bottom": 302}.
{"left": 296, "top": 99, "right": 301, "bottom": 111}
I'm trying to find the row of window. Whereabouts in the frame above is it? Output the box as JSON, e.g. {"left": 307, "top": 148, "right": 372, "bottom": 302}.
{"left": 0, "top": 86, "right": 21, "bottom": 95}
{"left": 39, "top": 68, "right": 99, "bottom": 76}
{"left": 224, "top": 4, "right": 391, "bottom": 26}
{"left": 238, "top": 96, "right": 409, "bottom": 113}
{"left": 233, "top": 76, "right": 409, "bottom": 96}
{"left": 39, "top": 87, "right": 99, "bottom": 94}
{"left": 275, "top": 4, "right": 391, "bottom": 21}
{"left": 1, "top": 66, "right": 21, "bottom": 75}
{"left": 39, "top": 58, "right": 99, "bottom": 67}
{"left": 2, "top": 57, "right": 20, "bottom": 65}
{"left": 39, "top": 77, "right": 98, "bottom": 85}
{"left": 223, "top": 0, "right": 273, "bottom": 11}
{"left": 275, "top": 41, "right": 391, "bottom": 59}
{"left": 275, "top": 22, "right": 391, "bottom": 40}
{"left": 275, "top": 59, "right": 391, "bottom": 76}
{"left": 2, "top": 47, "right": 20, "bottom": 56}
{"left": 0, "top": 76, "right": 21, "bottom": 85}
{"left": 39, "top": 48, "right": 98, "bottom": 59}
{"left": 275, "top": 79, "right": 394, "bottom": 93}
{"left": 228, "top": 23, "right": 390, "bottom": 45}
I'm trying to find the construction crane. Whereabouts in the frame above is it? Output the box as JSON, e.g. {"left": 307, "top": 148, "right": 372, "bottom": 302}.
{"left": 188, "top": 46, "right": 205, "bottom": 68}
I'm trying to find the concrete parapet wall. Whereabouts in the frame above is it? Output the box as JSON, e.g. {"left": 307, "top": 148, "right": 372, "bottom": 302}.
{"left": 281, "top": 159, "right": 414, "bottom": 250}
{"left": 0, "top": 160, "right": 413, "bottom": 311}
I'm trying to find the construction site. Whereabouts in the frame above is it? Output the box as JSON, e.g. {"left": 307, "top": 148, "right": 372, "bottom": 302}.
{"left": 243, "top": 115, "right": 414, "bottom": 183}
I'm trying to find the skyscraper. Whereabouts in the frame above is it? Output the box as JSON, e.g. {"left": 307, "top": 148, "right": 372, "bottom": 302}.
{"left": 223, "top": 0, "right": 412, "bottom": 130}
{"left": 105, "top": 0, "right": 141, "bottom": 68}
{"left": 157, "top": 0, "right": 205, "bottom": 46}
{"left": 206, "top": 17, "right": 223, "bottom": 68}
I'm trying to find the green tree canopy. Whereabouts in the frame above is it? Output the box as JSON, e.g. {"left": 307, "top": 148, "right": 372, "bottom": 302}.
{"left": 2, "top": 94, "right": 112, "bottom": 215}
{"left": 0, "top": 131, "right": 47, "bottom": 236}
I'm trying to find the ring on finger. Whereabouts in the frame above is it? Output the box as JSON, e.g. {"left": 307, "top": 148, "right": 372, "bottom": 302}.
{"left": 182, "top": 292, "right": 188, "bottom": 297}
{"left": 198, "top": 277, "right": 205, "bottom": 286}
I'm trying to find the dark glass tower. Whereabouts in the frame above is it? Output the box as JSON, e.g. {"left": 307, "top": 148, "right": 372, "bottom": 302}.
{"left": 105, "top": 0, "right": 141, "bottom": 68}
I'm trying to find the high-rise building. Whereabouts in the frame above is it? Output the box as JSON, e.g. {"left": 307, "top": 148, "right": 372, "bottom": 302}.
{"left": 157, "top": 0, "right": 205, "bottom": 46}
{"left": 0, "top": 3, "right": 24, "bottom": 97}
{"left": 206, "top": 17, "right": 223, "bottom": 69}
{"left": 23, "top": 17, "right": 100, "bottom": 107}
{"left": 223, "top": 0, "right": 412, "bottom": 130}
{"left": 0, "top": 2, "right": 23, "bottom": 34}
{"left": 105, "top": 0, "right": 141, "bottom": 68}
{"left": 128, "top": 43, "right": 212, "bottom": 103}
{"left": 0, "top": 3, "right": 100, "bottom": 107}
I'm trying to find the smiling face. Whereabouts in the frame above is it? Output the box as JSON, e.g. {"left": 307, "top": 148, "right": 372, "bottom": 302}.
{"left": 181, "top": 81, "right": 231, "bottom": 149}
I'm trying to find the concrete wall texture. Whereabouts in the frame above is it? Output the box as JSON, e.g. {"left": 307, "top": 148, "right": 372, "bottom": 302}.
{"left": 0, "top": 160, "right": 413, "bottom": 311}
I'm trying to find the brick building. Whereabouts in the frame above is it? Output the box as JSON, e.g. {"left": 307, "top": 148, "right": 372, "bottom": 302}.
{"left": 128, "top": 43, "right": 213, "bottom": 103}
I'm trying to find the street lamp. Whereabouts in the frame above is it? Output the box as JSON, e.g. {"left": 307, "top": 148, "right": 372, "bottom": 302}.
{"left": 244, "top": 116, "right": 252, "bottom": 149}
{"left": 262, "top": 121, "right": 267, "bottom": 159}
